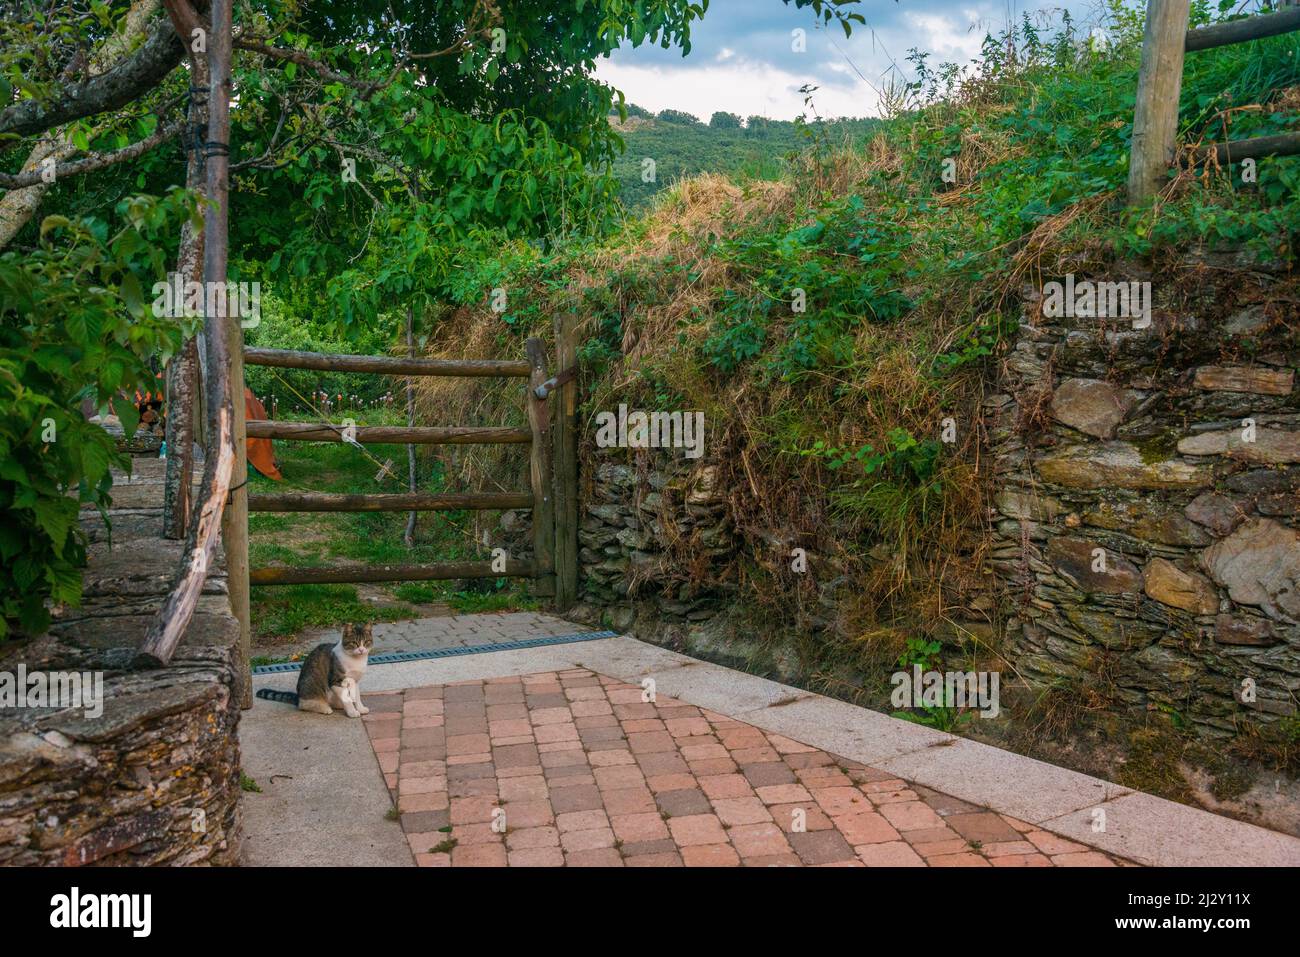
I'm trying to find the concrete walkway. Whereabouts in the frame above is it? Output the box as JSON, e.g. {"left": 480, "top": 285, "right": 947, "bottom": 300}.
{"left": 240, "top": 615, "right": 1300, "bottom": 867}
{"left": 251, "top": 611, "right": 599, "bottom": 663}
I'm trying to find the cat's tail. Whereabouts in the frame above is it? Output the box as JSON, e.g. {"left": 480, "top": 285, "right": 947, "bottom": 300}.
{"left": 255, "top": 688, "right": 300, "bottom": 706}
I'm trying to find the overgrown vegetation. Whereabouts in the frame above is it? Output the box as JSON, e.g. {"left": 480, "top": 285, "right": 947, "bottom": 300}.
{"left": 1, "top": 0, "right": 868, "bottom": 637}
{"left": 0, "top": 192, "right": 196, "bottom": 636}
{"left": 422, "top": 7, "right": 1299, "bottom": 660}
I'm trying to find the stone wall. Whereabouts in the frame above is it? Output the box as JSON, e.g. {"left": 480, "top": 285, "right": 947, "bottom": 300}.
{"left": 565, "top": 258, "right": 1299, "bottom": 744}
{"left": 571, "top": 450, "right": 739, "bottom": 631}
{"left": 0, "top": 456, "right": 243, "bottom": 865}
{"left": 990, "top": 262, "right": 1299, "bottom": 736}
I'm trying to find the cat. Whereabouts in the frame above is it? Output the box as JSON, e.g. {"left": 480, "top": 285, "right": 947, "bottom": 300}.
{"left": 255, "top": 622, "right": 374, "bottom": 717}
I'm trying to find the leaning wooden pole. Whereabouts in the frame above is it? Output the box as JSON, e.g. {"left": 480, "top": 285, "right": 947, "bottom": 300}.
{"left": 1127, "top": 0, "right": 1191, "bottom": 204}
{"left": 137, "top": 0, "right": 240, "bottom": 703}
{"left": 246, "top": 422, "right": 531, "bottom": 444}
{"left": 1196, "top": 131, "right": 1300, "bottom": 166}
{"left": 251, "top": 560, "right": 535, "bottom": 587}
{"left": 1184, "top": 5, "right": 1300, "bottom": 51}
{"left": 243, "top": 347, "right": 530, "bottom": 377}
{"left": 249, "top": 491, "right": 534, "bottom": 512}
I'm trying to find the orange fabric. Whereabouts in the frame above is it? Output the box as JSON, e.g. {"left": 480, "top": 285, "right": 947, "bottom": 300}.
{"left": 245, "top": 387, "right": 284, "bottom": 481}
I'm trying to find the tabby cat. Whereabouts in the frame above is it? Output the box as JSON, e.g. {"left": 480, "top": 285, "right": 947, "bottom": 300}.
{"left": 255, "top": 622, "right": 374, "bottom": 717}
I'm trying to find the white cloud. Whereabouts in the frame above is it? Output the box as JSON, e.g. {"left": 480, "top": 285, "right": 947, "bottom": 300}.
{"left": 596, "top": 59, "right": 876, "bottom": 120}
{"left": 597, "top": 0, "right": 1096, "bottom": 120}
{"left": 902, "top": 12, "right": 984, "bottom": 63}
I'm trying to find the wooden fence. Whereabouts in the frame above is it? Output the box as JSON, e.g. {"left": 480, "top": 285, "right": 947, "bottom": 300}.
{"left": 1128, "top": 1, "right": 1300, "bottom": 202}
{"left": 238, "top": 336, "right": 577, "bottom": 607}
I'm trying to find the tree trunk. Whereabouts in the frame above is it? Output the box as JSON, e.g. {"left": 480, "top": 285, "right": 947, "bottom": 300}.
{"left": 162, "top": 39, "right": 209, "bottom": 540}
{"left": 0, "top": 0, "right": 163, "bottom": 250}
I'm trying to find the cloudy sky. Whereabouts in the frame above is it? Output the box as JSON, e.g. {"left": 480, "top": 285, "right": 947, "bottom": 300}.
{"left": 595, "top": 0, "right": 1113, "bottom": 120}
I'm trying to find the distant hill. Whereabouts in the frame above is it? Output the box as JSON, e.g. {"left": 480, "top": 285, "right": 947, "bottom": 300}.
{"left": 607, "top": 107, "right": 879, "bottom": 207}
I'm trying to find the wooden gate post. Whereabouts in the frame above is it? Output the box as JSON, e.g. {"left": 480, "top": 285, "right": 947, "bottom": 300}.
{"left": 1128, "top": 0, "right": 1191, "bottom": 204}
{"left": 223, "top": 324, "right": 251, "bottom": 709}
{"left": 553, "top": 314, "right": 579, "bottom": 612}
{"left": 525, "top": 338, "right": 556, "bottom": 598}
{"left": 213, "top": 3, "right": 250, "bottom": 707}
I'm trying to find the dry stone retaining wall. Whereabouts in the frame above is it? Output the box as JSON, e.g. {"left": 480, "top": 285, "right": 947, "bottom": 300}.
{"left": 573, "top": 450, "right": 738, "bottom": 630}
{"left": 991, "top": 263, "right": 1299, "bottom": 736}
{"left": 0, "top": 456, "right": 243, "bottom": 865}
{"left": 570, "top": 258, "right": 1299, "bottom": 743}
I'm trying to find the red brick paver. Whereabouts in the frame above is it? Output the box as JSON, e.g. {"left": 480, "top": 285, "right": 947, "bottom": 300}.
{"left": 363, "top": 669, "right": 1132, "bottom": 867}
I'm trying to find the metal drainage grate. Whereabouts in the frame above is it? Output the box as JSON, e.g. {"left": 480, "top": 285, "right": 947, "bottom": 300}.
{"left": 252, "top": 630, "right": 619, "bottom": 675}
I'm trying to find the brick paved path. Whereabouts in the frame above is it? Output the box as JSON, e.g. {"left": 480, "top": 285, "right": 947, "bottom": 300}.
{"left": 362, "top": 668, "right": 1129, "bottom": 867}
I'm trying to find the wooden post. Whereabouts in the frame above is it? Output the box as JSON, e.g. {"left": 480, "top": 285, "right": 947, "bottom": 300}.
{"left": 207, "top": 0, "right": 250, "bottom": 710}
{"left": 1128, "top": 0, "right": 1191, "bottom": 204}
{"left": 224, "top": 351, "right": 250, "bottom": 709}
{"left": 552, "top": 315, "right": 579, "bottom": 612}
{"left": 403, "top": 303, "right": 418, "bottom": 546}
{"left": 526, "top": 338, "right": 556, "bottom": 598}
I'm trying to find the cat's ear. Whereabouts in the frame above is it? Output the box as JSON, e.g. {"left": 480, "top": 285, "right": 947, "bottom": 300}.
{"left": 341, "top": 623, "right": 354, "bottom": 641}
{"left": 362, "top": 622, "right": 373, "bottom": 641}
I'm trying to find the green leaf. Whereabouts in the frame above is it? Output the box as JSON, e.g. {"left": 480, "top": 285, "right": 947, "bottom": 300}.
{"left": 46, "top": 559, "right": 84, "bottom": 606}
{"left": 117, "top": 399, "right": 140, "bottom": 440}
{"left": 31, "top": 496, "right": 75, "bottom": 555}
{"left": 120, "top": 271, "right": 144, "bottom": 316}
{"left": 39, "top": 215, "right": 73, "bottom": 238}
{"left": 78, "top": 436, "right": 112, "bottom": 485}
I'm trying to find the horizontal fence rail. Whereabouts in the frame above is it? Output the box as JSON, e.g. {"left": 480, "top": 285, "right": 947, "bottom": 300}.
{"left": 246, "top": 421, "right": 531, "bottom": 445}
{"left": 249, "top": 560, "right": 536, "bottom": 586}
{"left": 1185, "top": 6, "right": 1300, "bottom": 51}
{"left": 241, "top": 335, "right": 573, "bottom": 601}
{"left": 248, "top": 491, "right": 534, "bottom": 512}
{"left": 1130, "top": 2, "right": 1300, "bottom": 202}
{"left": 244, "top": 346, "right": 531, "bottom": 378}
{"left": 1193, "top": 131, "right": 1300, "bottom": 165}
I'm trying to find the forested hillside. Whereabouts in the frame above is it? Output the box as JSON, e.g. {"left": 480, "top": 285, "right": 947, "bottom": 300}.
{"left": 607, "top": 107, "right": 879, "bottom": 206}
